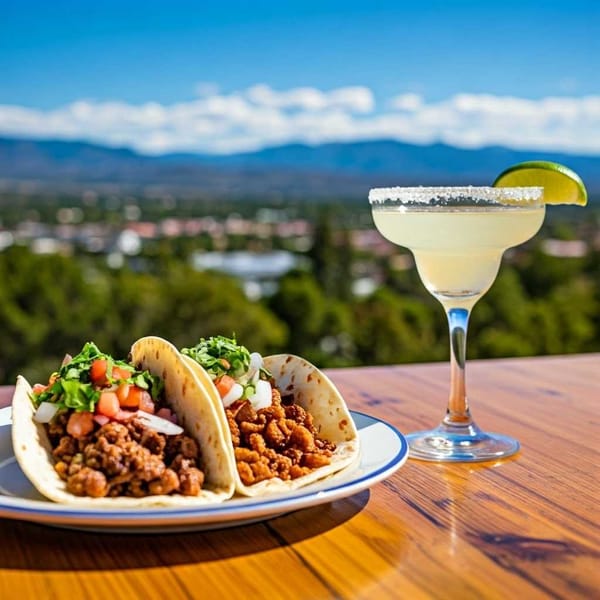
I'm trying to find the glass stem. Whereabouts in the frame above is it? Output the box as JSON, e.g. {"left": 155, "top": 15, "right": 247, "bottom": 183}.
{"left": 444, "top": 307, "right": 473, "bottom": 426}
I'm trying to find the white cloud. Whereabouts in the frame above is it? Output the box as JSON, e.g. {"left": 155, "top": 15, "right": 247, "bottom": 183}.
{"left": 389, "top": 93, "right": 423, "bottom": 111}
{"left": 0, "top": 85, "right": 598, "bottom": 155}
{"left": 244, "top": 84, "right": 374, "bottom": 113}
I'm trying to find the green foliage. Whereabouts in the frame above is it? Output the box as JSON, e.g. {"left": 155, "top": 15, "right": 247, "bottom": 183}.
{"left": 0, "top": 192, "right": 598, "bottom": 383}
{"left": 519, "top": 244, "right": 586, "bottom": 296}
{"left": 307, "top": 208, "right": 353, "bottom": 300}
{"left": 0, "top": 246, "right": 106, "bottom": 383}
{"left": 533, "top": 280, "right": 598, "bottom": 354}
{"left": 470, "top": 262, "right": 598, "bottom": 358}
{"left": 470, "top": 266, "right": 536, "bottom": 357}
{"left": 268, "top": 270, "right": 326, "bottom": 355}
{"left": 149, "top": 263, "right": 287, "bottom": 353}
{"left": 353, "top": 288, "right": 443, "bottom": 364}
{"left": 0, "top": 247, "right": 286, "bottom": 385}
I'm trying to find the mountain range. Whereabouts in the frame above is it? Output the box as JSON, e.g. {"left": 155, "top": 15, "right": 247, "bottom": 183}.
{"left": 1, "top": 136, "right": 598, "bottom": 199}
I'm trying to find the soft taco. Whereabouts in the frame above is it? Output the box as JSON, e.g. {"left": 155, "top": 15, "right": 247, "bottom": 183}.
{"left": 179, "top": 335, "right": 360, "bottom": 497}
{"left": 11, "top": 337, "right": 236, "bottom": 506}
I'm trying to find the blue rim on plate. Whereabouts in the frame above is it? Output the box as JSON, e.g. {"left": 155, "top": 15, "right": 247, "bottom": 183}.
{"left": 0, "top": 408, "right": 408, "bottom": 532}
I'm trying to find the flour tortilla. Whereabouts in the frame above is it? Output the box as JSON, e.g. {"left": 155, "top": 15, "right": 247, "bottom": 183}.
{"left": 182, "top": 352, "right": 360, "bottom": 497}
{"left": 11, "top": 336, "right": 236, "bottom": 507}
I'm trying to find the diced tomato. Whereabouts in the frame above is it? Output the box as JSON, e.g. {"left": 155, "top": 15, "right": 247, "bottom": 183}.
{"left": 91, "top": 360, "right": 132, "bottom": 385}
{"left": 90, "top": 359, "right": 108, "bottom": 385}
{"left": 116, "top": 383, "right": 152, "bottom": 410}
{"left": 96, "top": 391, "right": 120, "bottom": 418}
{"left": 215, "top": 375, "right": 235, "bottom": 398}
{"left": 66, "top": 411, "right": 95, "bottom": 438}
{"left": 111, "top": 366, "right": 132, "bottom": 381}
{"left": 135, "top": 388, "right": 155, "bottom": 413}
{"left": 32, "top": 383, "right": 48, "bottom": 395}
{"left": 116, "top": 382, "right": 133, "bottom": 407}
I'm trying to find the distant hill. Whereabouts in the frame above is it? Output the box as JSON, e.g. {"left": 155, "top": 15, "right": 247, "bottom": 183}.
{"left": 0, "top": 136, "right": 598, "bottom": 199}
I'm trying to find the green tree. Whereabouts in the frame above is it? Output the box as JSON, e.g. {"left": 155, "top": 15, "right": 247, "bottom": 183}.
{"left": 149, "top": 263, "right": 287, "bottom": 354}
{"left": 308, "top": 208, "right": 353, "bottom": 300}
{"left": 0, "top": 248, "right": 288, "bottom": 384}
{"left": 530, "top": 280, "right": 598, "bottom": 355}
{"left": 470, "top": 266, "right": 536, "bottom": 358}
{"left": 0, "top": 246, "right": 105, "bottom": 384}
{"left": 353, "top": 288, "right": 442, "bottom": 365}
{"left": 519, "top": 244, "right": 586, "bottom": 298}
{"left": 90, "top": 267, "right": 165, "bottom": 356}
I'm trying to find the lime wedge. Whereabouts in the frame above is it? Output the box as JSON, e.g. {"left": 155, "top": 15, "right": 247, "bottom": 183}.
{"left": 493, "top": 161, "right": 587, "bottom": 206}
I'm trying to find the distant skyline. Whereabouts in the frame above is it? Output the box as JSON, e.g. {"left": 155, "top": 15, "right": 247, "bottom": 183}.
{"left": 1, "top": 0, "right": 598, "bottom": 155}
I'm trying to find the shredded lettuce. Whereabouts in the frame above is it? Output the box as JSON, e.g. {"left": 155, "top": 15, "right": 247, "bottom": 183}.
{"left": 181, "top": 335, "right": 272, "bottom": 383}
{"left": 181, "top": 335, "right": 251, "bottom": 379}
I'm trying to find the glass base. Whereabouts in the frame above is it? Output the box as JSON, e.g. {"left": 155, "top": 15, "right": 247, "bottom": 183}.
{"left": 406, "top": 421, "right": 520, "bottom": 462}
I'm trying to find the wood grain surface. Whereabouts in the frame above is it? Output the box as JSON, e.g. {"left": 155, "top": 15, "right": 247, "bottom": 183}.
{"left": 0, "top": 353, "right": 598, "bottom": 599}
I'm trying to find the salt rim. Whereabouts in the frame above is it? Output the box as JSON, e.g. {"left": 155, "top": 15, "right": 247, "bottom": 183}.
{"left": 368, "top": 185, "right": 544, "bottom": 205}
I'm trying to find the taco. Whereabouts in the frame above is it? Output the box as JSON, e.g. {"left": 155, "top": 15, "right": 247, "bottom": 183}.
{"left": 179, "top": 335, "right": 360, "bottom": 496}
{"left": 11, "top": 337, "right": 236, "bottom": 506}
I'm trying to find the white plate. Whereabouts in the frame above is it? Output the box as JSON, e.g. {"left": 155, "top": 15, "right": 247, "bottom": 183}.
{"left": 0, "top": 407, "right": 408, "bottom": 533}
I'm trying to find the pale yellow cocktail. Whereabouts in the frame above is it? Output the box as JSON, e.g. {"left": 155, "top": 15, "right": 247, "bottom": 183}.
{"left": 369, "top": 185, "right": 545, "bottom": 461}
{"left": 372, "top": 204, "right": 545, "bottom": 307}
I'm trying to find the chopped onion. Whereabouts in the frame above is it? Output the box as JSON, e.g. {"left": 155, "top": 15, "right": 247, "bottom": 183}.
{"left": 93, "top": 414, "right": 110, "bottom": 427}
{"left": 135, "top": 410, "right": 183, "bottom": 435}
{"left": 222, "top": 383, "right": 244, "bottom": 407}
{"left": 250, "top": 352, "right": 263, "bottom": 371}
{"left": 114, "top": 409, "right": 135, "bottom": 422}
{"left": 249, "top": 379, "right": 272, "bottom": 410}
{"left": 245, "top": 352, "right": 263, "bottom": 382}
{"left": 156, "top": 407, "right": 178, "bottom": 424}
{"left": 33, "top": 402, "right": 60, "bottom": 423}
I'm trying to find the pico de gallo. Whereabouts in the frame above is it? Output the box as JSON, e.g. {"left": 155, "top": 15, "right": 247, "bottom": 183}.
{"left": 30, "top": 342, "right": 207, "bottom": 498}
{"left": 31, "top": 341, "right": 179, "bottom": 433}
{"left": 181, "top": 335, "right": 273, "bottom": 410}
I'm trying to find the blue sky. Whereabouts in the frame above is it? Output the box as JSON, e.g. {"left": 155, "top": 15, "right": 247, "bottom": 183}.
{"left": 1, "top": 0, "right": 598, "bottom": 154}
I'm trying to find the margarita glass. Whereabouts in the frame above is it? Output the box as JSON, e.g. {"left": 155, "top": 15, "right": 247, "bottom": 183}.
{"left": 369, "top": 186, "right": 545, "bottom": 462}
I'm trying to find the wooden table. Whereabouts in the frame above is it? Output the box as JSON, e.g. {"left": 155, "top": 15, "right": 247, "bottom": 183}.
{"left": 0, "top": 353, "right": 598, "bottom": 599}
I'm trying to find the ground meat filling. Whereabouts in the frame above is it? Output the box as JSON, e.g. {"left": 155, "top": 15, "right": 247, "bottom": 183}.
{"left": 48, "top": 415, "right": 205, "bottom": 498}
{"left": 226, "top": 387, "right": 336, "bottom": 486}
